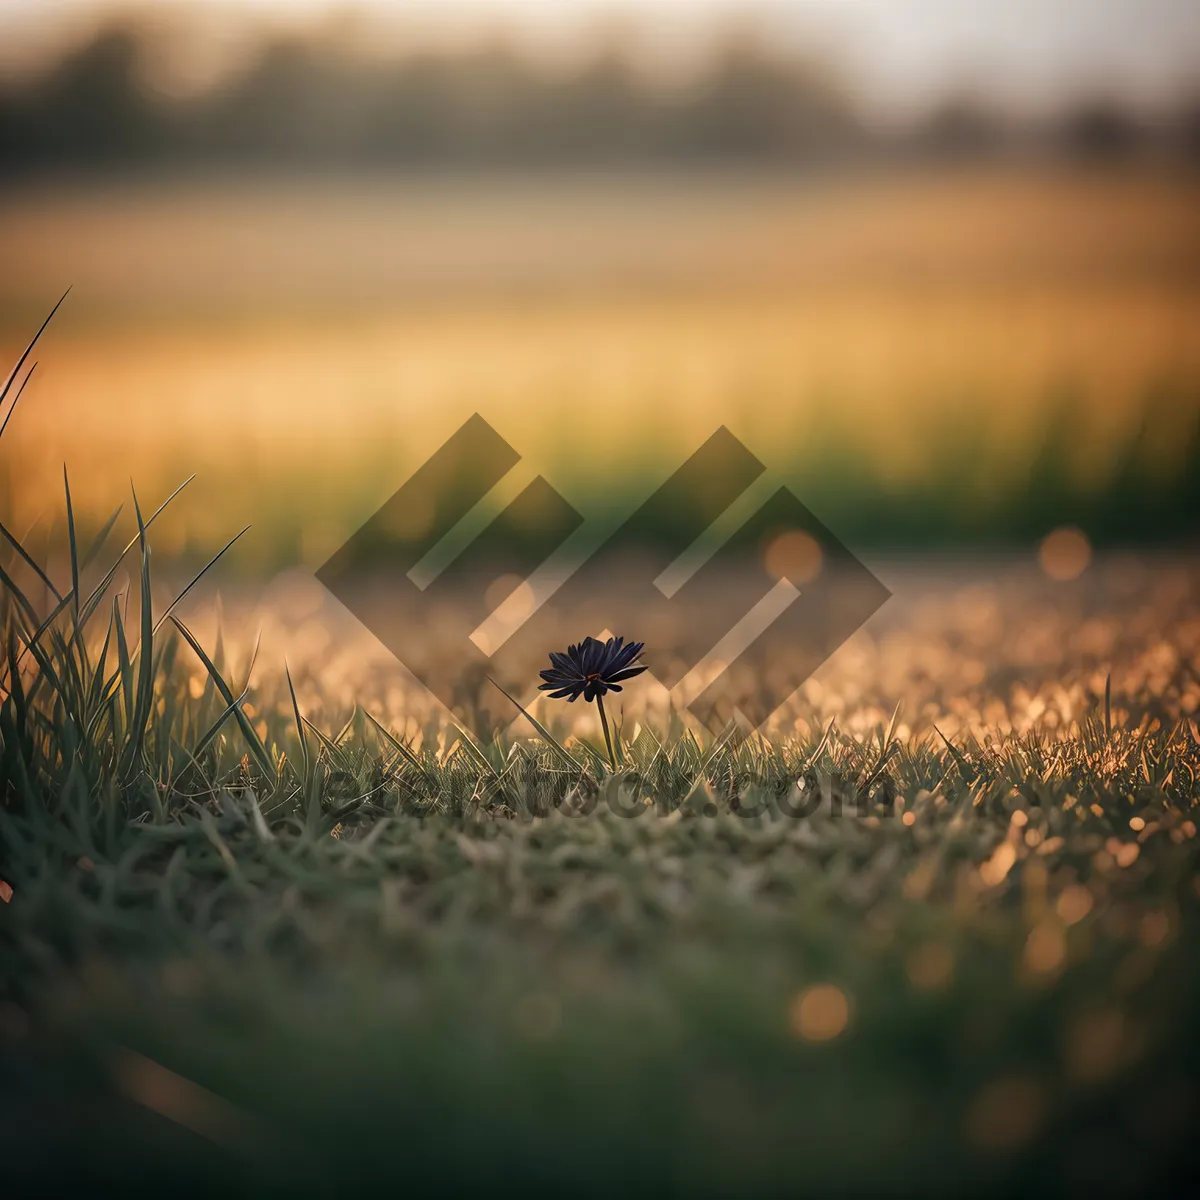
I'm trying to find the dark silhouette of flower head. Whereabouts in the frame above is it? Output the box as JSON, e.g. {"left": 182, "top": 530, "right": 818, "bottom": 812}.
{"left": 538, "top": 635, "right": 646, "bottom": 704}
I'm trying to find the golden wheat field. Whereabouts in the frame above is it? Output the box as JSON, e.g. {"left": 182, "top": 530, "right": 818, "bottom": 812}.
{"left": 1, "top": 166, "right": 1198, "bottom": 569}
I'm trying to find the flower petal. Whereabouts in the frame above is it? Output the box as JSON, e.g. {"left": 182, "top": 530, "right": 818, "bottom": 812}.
{"left": 609, "top": 641, "right": 644, "bottom": 671}
{"left": 606, "top": 665, "right": 647, "bottom": 683}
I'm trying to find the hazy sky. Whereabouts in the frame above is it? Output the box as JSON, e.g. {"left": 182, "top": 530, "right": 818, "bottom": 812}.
{"left": 1, "top": 0, "right": 1198, "bottom": 117}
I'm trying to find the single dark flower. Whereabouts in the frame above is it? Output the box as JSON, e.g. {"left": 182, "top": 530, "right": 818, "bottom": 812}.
{"left": 538, "top": 635, "right": 646, "bottom": 704}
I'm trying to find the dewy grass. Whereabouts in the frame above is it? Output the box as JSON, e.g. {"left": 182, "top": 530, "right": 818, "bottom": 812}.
{"left": 3, "top": 318, "right": 1200, "bottom": 1193}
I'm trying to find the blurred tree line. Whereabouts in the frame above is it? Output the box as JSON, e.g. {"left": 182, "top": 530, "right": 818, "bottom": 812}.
{"left": 0, "top": 22, "right": 1197, "bottom": 172}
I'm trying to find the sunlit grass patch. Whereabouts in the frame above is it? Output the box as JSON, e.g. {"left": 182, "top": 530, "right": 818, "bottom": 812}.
{"left": 3, "top": 449, "right": 1200, "bottom": 1192}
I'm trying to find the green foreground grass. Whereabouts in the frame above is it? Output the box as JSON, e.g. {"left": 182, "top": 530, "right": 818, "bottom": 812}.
{"left": 4, "top": 342, "right": 1200, "bottom": 1194}
{"left": 3, "top": 513, "right": 1200, "bottom": 1196}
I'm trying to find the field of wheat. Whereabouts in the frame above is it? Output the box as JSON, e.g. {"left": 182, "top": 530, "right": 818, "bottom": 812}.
{"left": 2, "top": 166, "right": 1198, "bottom": 565}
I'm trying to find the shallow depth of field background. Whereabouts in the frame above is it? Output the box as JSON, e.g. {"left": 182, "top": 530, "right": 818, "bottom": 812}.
{"left": 2, "top": 0, "right": 1198, "bottom": 578}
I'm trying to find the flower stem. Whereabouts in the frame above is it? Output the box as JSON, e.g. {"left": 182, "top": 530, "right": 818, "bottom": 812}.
{"left": 596, "top": 693, "right": 617, "bottom": 772}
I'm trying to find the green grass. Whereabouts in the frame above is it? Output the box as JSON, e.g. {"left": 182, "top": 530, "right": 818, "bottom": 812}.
{"left": 4, "top": 332, "right": 1200, "bottom": 1193}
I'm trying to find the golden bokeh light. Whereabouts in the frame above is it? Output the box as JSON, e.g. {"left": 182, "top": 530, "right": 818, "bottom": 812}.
{"left": 978, "top": 837, "right": 1018, "bottom": 887}
{"left": 764, "top": 530, "right": 823, "bottom": 585}
{"left": 483, "top": 573, "right": 527, "bottom": 613}
{"left": 789, "top": 983, "right": 851, "bottom": 1042}
{"left": 1038, "top": 526, "right": 1092, "bottom": 582}
{"left": 1023, "top": 919, "right": 1067, "bottom": 976}
{"left": 471, "top": 578, "right": 539, "bottom": 657}
{"left": 1056, "top": 885, "right": 1095, "bottom": 926}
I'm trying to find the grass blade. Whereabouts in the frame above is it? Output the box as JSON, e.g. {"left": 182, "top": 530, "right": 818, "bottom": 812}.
{"left": 0, "top": 287, "right": 69, "bottom": 429}
{"left": 933, "top": 725, "right": 977, "bottom": 785}
{"left": 0, "top": 508, "right": 63, "bottom": 605}
{"left": 79, "top": 504, "right": 124, "bottom": 573}
{"left": 63, "top": 466, "right": 81, "bottom": 622}
{"left": 118, "top": 486, "right": 156, "bottom": 780}
{"left": 170, "top": 615, "right": 273, "bottom": 778}
{"left": 153, "top": 525, "right": 250, "bottom": 634}
{"left": 285, "top": 664, "right": 321, "bottom": 823}
{"left": 187, "top": 683, "right": 252, "bottom": 768}
{"left": 0, "top": 557, "right": 41, "bottom": 628}
{"left": 0, "top": 360, "right": 37, "bottom": 442}
{"left": 486, "top": 676, "right": 580, "bottom": 771}
{"left": 449, "top": 722, "right": 498, "bottom": 779}
{"left": 14, "top": 476, "right": 197, "bottom": 674}
{"left": 363, "top": 709, "right": 435, "bottom": 787}
{"left": 77, "top": 475, "right": 197, "bottom": 631}
{"left": 0, "top": 288, "right": 67, "bottom": 410}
